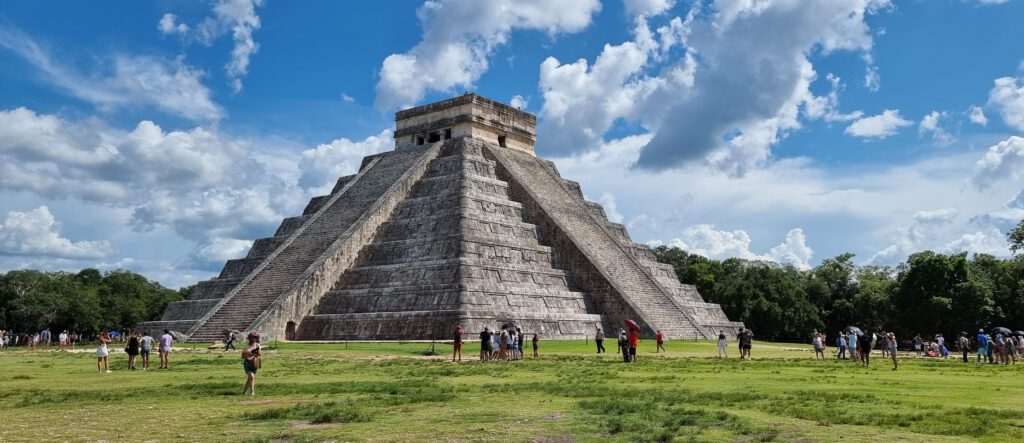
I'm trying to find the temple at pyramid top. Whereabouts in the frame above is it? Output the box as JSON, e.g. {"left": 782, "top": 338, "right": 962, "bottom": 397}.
{"left": 140, "top": 94, "right": 742, "bottom": 342}
{"left": 394, "top": 93, "right": 537, "bottom": 154}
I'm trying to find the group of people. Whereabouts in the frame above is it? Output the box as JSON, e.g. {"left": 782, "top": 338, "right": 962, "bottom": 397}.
{"left": 94, "top": 330, "right": 173, "bottom": 373}
{"left": 467, "top": 325, "right": 538, "bottom": 362}
{"left": 0, "top": 329, "right": 85, "bottom": 351}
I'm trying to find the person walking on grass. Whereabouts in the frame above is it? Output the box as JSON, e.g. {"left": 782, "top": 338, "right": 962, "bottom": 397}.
{"left": 959, "top": 332, "right": 970, "bottom": 363}
{"left": 139, "top": 331, "right": 154, "bottom": 370}
{"left": 848, "top": 332, "right": 858, "bottom": 361}
{"left": 976, "top": 329, "right": 988, "bottom": 365}
{"left": 96, "top": 332, "right": 112, "bottom": 373}
{"left": 41, "top": 328, "right": 51, "bottom": 350}
{"left": 812, "top": 332, "right": 825, "bottom": 360}
{"left": 59, "top": 330, "right": 68, "bottom": 350}
{"left": 739, "top": 329, "right": 753, "bottom": 360}
{"left": 158, "top": 329, "right": 173, "bottom": 370}
{"left": 995, "top": 333, "right": 1007, "bottom": 365}
{"left": 499, "top": 329, "right": 510, "bottom": 361}
{"left": 595, "top": 327, "right": 606, "bottom": 354}
{"left": 618, "top": 330, "right": 629, "bottom": 363}
{"left": 627, "top": 328, "right": 639, "bottom": 363}
{"left": 655, "top": 330, "right": 666, "bottom": 353}
{"left": 717, "top": 330, "right": 728, "bottom": 358}
{"left": 126, "top": 331, "right": 140, "bottom": 370}
{"left": 452, "top": 325, "right": 463, "bottom": 362}
{"left": 837, "top": 333, "right": 847, "bottom": 359}
{"left": 913, "top": 334, "right": 923, "bottom": 357}
{"left": 532, "top": 333, "right": 539, "bottom": 358}
{"left": 516, "top": 327, "right": 525, "bottom": 361}
{"left": 859, "top": 332, "right": 872, "bottom": 367}
{"left": 880, "top": 333, "right": 890, "bottom": 359}
{"left": 887, "top": 332, "right": 898, "bottom": 371}
{"left": 479, "top": 327, "right": 491, "bottom": 362}
{"left": 242, "top": 332, "right": 261, "bottom": 396}
{"left": 224, "top": 331, "right": 237, "bottom": 351}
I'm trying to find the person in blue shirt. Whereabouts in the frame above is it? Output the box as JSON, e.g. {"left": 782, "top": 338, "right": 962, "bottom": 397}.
{"left": 976, "top": 329, "right": 989, "bottom": 365}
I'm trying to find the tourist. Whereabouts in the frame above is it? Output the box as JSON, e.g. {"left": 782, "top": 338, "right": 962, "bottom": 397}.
{"left": 655, "top": 330, "right": 665, "bottom": 353}
{"left": 848, "top": 332, "right": 858, "bottom": 361}
{"left": 618, "top": 329, "right": 629, "bottom": 363}
{"left": 139, "top": 331, "right": 154, "bottom": 370}
{"left": 499, "top": 329, "right": 510, "bottom": 361}
{"left": 41, "top": 328, "right": 51, "bottom": 350}
{"left": 913, "top": 334, "right": 923, "bottom": 357}
{"left": 812, "top": 332, "right": 825, "bottom": 360}
{"left": 59, "top": 330, "right": 68, "bottom": 350}
{"left": 595, "top": 327, "right": 605, "bottom": 353}
{"left": 995, "top": 333, "right": 1006, "bottom": 365}
{"left": 1007, "top": 336, "right": 1017, "bottom": 365}
{"left": 224, "top": 331, "right": 237, "bottom": 351}
{"left": 987, "top": 334, "right": 995, "bottom": 364}
{"left": 627, "top": 328, "right": 639, "bottom": 363}
{"left": 532, "top": 333, "right": 539, "bottom": 358}
{"left": 738, "top": 329, "right": 753, "bottom": 360}
{"left": 452, "top": 325, "right": 463, "bottom": 362}
{"left": 69, "top": 332, "right": 77, "bottom": 350}
{"left": 1017, "top": 335, "right": 1024, "bottom": 361}
{"left": 516, "top": 327, "right": 525, "bottom": 361}
{"left": 888, "top": 332, "right": 898, "bottom": 371}
{"left": 836, "top": 332, "right": 847, "bottom": 359}
{"left": 976, "top": 329, "right": 988, "bottom": 365}
{"left": 879, "top": 333, "right": 889, "bottom": 359}
{"left": 717, "top": 330, "right": 728, "bottom": 358}
{"left": 958, "top": 332, "right": 970, "bottom": 363}
{"left": 491, "top": 329, "right": 501, "bottom": 360}
{"left": 158, "top": 329, "right": 173, "bottom": 370}
{"left": 96, "top": 332, "right": 112, "bottom": 373}
{"left": 242, "top": 332, "right": 261, "bottom": 396}
{"left": 479, "top": 327, "right": 491, "bottom": 362}
{"left": 509, "top": 329, "right": 519, "bottom": 361}
{"left": 126, "top": 331, "right": 140, "bottom": 370}
{"left": 935, "top": 334, "right": 947, "bottom": 358}
{"left": 736, "top": 327, "right": 745, "bottom": 357}
{"left": 859, "top": 331, "right": 872, "bottom": 367}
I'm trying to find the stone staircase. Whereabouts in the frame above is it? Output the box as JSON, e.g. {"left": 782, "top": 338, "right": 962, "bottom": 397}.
{"left": 186, "top": 146, "right": 436, "bottom": 341}
{"left": 485, "top": 143, "right": 717, "bottom": 338}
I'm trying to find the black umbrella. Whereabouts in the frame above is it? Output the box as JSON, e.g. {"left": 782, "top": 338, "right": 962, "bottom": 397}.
{"left": 844, "top": 326, "right": 863, "bottom": 336}
{"left": 500, "top": 321, "right": 518, "bottom": 330}
{"left": 1013, "top": 331, "right": 1024, "bottom": 337}
{"left": 992, "top": 326, "right": 1013, "bottom": 336}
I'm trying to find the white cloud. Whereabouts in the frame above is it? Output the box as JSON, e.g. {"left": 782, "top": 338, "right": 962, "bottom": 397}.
{"left": 0, "top": 206, "right": 112, "bottom": 259}
{"left": 918, "top": 111, "right": 954, "bottom": 145}
{"left": 297, "top": 129, "right": 394, "bottom": 192}
{"left": 158, "top": 13, "right": 189, "bottom": 35}
{"left": 864, "top": 64, "right": 881, "bottom": 91}
{"left": 537, "top": 0, "right": 891, "bottom": 175}
{"left": 510, "top": 94, "right": 529, "bottom": 110}
{"left": 160, "top": 0, "right": 265, "bottom": 92}
{"left": 988, "top": 76, "right": 1024, "bottom": 131}
{"left": 374, "top": 0, "right": 601, "bottom": 110}
{"left": 667, "top": 224, "right": 813, "bottom": 270}
{"left": 968, "top": 105, "right": 988, "bottom": 126}
{"left": 971, "top": 136, "right": 1024, "bottom": 190}
{"left": 0, "top": 25, "right": 222, "bottom": 121}
{"left": 340, "top": 93, "right": 355, "bottom": 103}
{"left": 597, "top": 192, "right": 624, "bottom": 223}
{"left": 803, "top": 74, "right": 864, "bottom": 123}
{"left": 977, "top": 0, "right": 1011, "bottom": 4}
{"left": 844, "top": 109, "right": 912, "bottom": 139}
{"left": 189, "top": 237, "right": 253, "bottom": 268}
{"left": 914, "top": 207, "right": 958, "bottom": 224}
{"left": 625, "top": 0, "right": 675, "bottom": 16}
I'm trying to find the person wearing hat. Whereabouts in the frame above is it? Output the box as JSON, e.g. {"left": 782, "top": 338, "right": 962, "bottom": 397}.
{"left": 976, "top": 329, "right": 988, "bottom": 365}
{"left": 242, "top": 332, "right": 261, "bottom": 396}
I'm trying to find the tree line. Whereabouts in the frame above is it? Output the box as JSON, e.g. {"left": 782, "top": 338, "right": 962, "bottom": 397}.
{"left": 653, "top": 247, "right": 1024, "bottom": 343}
{"left": 0, "top": 268, "right": 186, "bottom": 335}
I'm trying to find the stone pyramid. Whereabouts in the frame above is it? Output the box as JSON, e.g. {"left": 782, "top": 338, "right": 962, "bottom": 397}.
{"left": 140, "top": 94, "right": 743, "bottom": 341}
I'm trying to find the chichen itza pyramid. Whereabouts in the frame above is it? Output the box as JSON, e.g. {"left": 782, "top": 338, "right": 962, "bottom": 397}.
{"left": 140, "top": 94, "right": 743, "bottom": 341}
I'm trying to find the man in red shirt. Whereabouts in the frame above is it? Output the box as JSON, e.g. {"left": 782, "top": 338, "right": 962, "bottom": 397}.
{"left": 627, "top": 329, "right": 639, "bottom": 362}
{"left": 655, "top": 330, "right": 666, "bottom": 353}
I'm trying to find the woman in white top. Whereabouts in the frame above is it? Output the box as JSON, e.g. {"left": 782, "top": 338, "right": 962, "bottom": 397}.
{"left": 96, "top": 332, "right": 112, "bottom": 373}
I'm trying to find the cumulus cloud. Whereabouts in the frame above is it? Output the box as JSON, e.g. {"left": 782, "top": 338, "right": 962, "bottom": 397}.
{"left": 509, "top": 94, "right": 529, "bottom": 110}
{"left": 971, "top": 136, "right": 1024, "bottom": 190}
{"left": 988, "top": 76, "right": 1024, "bottom": 131}
{"left": 160, "top": 0, "right": 265, "bottom": 92}
{"left": 914, "top": 207, "right": 958, "bottom": 224}
{"left": 597, "top": 192, "right": 624, "bottom": 223}
{"left": 0, "top": 25, "right": 222, "bottom": 121}
{"left": 188, "top": 237, "right": 253, "bottom": 268}
{"left": 625, "top": 0, "right": 675, "bottom": 16}
{"left": 918, "top": 111, "right": 954, "bottom": 145}
{"left": 803, "top": 74, "right": 864, "bottom": 123}
{"left": 374, "top": 0, "right": 601, "bottom": 110}
{"left": 0, "top": 206, "right": 112, "bottom": 259}
{"left": 668, "top": 224, "right": 813, "bottom": 270}
{"left": 297, "top": 129, "right": 393, "bottom": 192}
{"left": 536, "top": 0, "right": 891, "bottom": 175}
{"left": 968, "top": 105, "right": 988, "bottom": 126}
{"left": 844, "top": 109, "right": 912, "bottom": 139}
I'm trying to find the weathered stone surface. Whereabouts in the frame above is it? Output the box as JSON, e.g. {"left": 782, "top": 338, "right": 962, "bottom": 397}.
{"left": 141, "top": 94, "right": 741, "bottom": 341}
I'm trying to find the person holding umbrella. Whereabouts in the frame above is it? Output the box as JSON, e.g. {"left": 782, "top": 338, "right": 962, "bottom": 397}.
{"left": 624, "top": 320, "right": 641, "bottom": 363}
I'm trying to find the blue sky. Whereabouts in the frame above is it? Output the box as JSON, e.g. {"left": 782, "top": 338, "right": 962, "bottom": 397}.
{"left": 2, "top": 0, "right": 1024, "bottom": 288}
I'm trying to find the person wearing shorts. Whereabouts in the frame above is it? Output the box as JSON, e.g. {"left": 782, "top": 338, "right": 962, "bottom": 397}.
{"left": 242, "top": 332, "right": 261, "bottom": 396}
{"left": 655, "top": 330, "right": 666, "bottom": 353}
{"left": 139, "top": 331, "right": 154, "bottom": 370}
{"left": 627, "top": 329, "right": 639, "bottom": 363}
{"left": 479, "top": 327, "right": 491, "bottom": 362}
{"left": 158, "top": 329, "right": 173, "bottom": 369}
{"left": 888, "top": 332, "right": 899, "bottom": 370}
{"left": 452, "top": 325, "right": 463, "bottom": 362}
{"left": 977, "top": 329, "right": 988, "bottom": 365}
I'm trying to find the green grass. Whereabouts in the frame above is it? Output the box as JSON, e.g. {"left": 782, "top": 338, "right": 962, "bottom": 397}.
{"left": 1, "top": 340, "right": 1022, "bottom": 442}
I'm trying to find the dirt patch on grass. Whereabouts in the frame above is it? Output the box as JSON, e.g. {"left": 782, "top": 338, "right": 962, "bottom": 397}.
{"left": 289, "top": 420, "right": 343, "bottom": 429}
